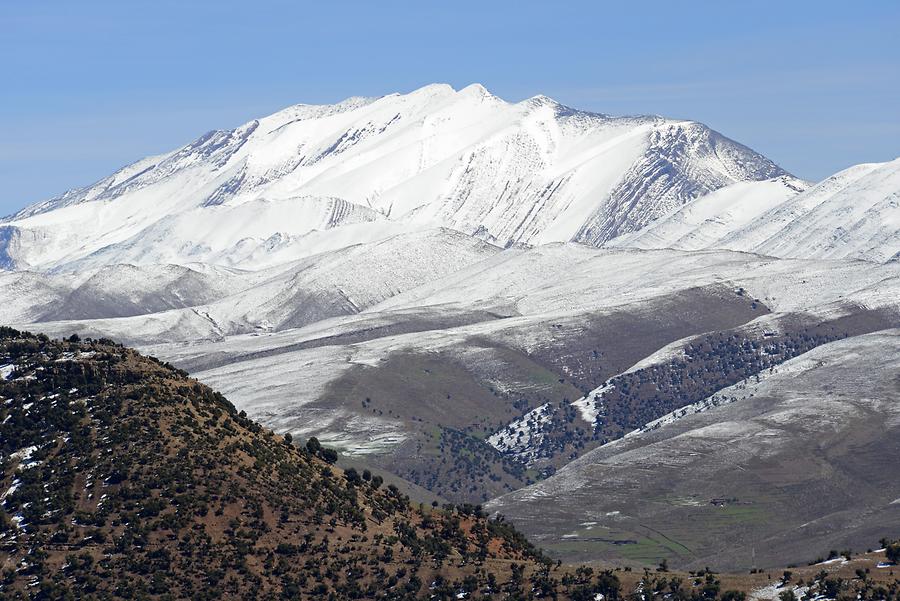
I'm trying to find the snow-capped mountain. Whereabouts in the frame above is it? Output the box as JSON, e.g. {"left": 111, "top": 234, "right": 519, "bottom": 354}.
{"left": 0, "top": 83, "right": 790, "bottom": 271}
{"left": 614, "top": 158, "right": 900, "bottom": 262}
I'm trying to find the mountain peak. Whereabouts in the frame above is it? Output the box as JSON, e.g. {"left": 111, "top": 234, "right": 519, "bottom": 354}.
{"left": 458, "top": 82, "right": 494, "bottom": 98}
{"left": 402, "top": 82, "right": 456, "bottom": 98}
{"left": 523, "top": 93, "right": 557, "bottom": 106}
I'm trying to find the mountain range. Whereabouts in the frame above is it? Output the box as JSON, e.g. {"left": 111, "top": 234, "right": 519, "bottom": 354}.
{"left": 1, "top": 83, "right": 898, "bottom": 572}
{"left": 5, "top": 83, "right": 895, "bottom": 272}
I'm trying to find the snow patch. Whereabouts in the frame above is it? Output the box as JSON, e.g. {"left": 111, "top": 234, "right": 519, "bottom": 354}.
{"left": 488, "top": 403, "right": 554, "bottom": 465}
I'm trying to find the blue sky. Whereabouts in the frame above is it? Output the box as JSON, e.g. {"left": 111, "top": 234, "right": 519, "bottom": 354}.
{"left": 2, "top": 0, "right": 898, "bottom": 215}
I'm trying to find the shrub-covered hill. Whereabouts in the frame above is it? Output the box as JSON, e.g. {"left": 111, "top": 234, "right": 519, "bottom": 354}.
{"left": 0, "top": 328, "right": 564, "bottom": 600}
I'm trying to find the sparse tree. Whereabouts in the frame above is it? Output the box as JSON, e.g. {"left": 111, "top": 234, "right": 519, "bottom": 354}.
{"left": 778, "top": 590, "right": 797, "bottom": 601}
{"left": 886, "top": 541, "right": 900, "bottom": 564}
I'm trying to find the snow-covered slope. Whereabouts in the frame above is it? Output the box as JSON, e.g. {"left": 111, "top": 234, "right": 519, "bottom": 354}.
{"left": 613, "top": 159, "right": 900, "bottom": 262}
{"left": 722, "top": 158, "right": 900, "bottom": 262}
{"left": 0, "top": 263, "right": 245, "bottom": 323}
{"left": 1, "top": 83, "right": 789, "bottom": 271}
{"left": 193, "top": 227, "right": 501, "bottom": 333}
{"left": 608, "top": 175, "right": 808, "bottom": 251}
{"left": 0, "top": 271, "right": 70, "bottom": 323}
{"left": 372, "top": 243, "right": 900, "bottom": 319}
{"left": 0, "top": 228, "right": 501, "bottom": 341}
